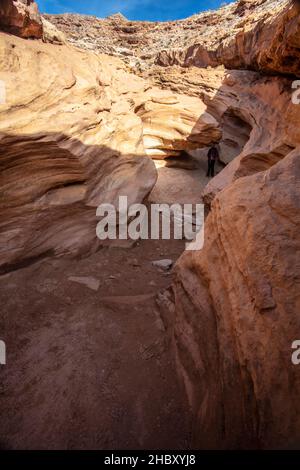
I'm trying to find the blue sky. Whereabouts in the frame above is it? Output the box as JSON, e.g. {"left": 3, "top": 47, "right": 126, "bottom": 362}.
{"left": 38, "top": 0, "right": 234, "bottom": 21}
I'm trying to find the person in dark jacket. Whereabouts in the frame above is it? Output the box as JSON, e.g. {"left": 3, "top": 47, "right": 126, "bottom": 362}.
{"left": 206, "top": 145, "right": 219, "bottom": 177}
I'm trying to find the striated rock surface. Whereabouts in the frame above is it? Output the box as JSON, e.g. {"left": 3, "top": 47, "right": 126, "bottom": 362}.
{"left": 0, "top": 32, "right": 219, "bottom": 271}
{"left": 46, "top": 0, "right": 300, "bottom": 77}
{"left": 0, "top": 0, "right": 43, "bottom": 38}
{"left": 0, "top": 32, "right": 152, "bottom": 270}
{"left": 135, "top": 93, "right": 221, "bottom": 158}
{"left": 166, "top": 148, "right": 300, "bottom": 448}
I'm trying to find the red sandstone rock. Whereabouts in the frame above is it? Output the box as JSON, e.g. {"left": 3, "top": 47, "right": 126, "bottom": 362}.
{"left": 168, "top": 148, "right": 300, "bottom": 448}
{"left": 0, "top": 0, "right": 43, "bottom": 38}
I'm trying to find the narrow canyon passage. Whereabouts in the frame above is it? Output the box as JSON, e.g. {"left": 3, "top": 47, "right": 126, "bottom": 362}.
{"left": 1, "top": 0, "right": 300, "bottom": 453}
{"left": 0, "top": 162, "right": 213, "bottom": 450}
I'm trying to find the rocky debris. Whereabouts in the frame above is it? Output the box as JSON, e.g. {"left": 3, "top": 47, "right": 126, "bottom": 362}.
{"left": 130, "top": 258, "right": 141, "bottom": 267}
{"left": 42, "top": 16, "right": 66, "bottom": 44}
{"left": 106, "top": 12, "right": 128, "bottom": 22}
{"left": 46, "top": 0, "right": 300, "bottom": 77}
{"left": 68, "top": 276, "right": 100, "bottom": 291}
{"left": 152, "top": 259, "right": 173, "bottom": 271}
{"left": 156, "top": 0, "right": 300, "bottom": 76}
{"left": 168, "top": 148, "right": 300, "bottom": 448}
{"left": 156, "top": 0, "right": 300, "bottom": 77}
{"left": 0, "top": 0, "right": 43, "bottom": 38}
{"left": 43, "top": 11, "right": 159, "bottom": 68}
{"left": 0, "top": 237, "right": 190, "bottom": 449}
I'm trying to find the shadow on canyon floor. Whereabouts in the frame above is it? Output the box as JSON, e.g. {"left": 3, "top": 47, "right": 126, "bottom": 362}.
{"left": 0, "top": 236, "right": 193, "bottom": 449}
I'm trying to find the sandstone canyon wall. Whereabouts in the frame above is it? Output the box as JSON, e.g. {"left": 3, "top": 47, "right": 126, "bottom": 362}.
{"left": 168, "top": 148, "right": 300, "bottom": 449}
{"left": 1, "top": 0, "right": 300, "bottom": 450}
{"left": 146, "top": 64, "right": 300, "bottom": 203}
{"left": 156, "top": 0, "right": 300, "bottom": 450}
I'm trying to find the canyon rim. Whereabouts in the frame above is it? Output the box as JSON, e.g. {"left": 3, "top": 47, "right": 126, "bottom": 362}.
{"left": 0, "top": 0, "right": 300, "bottom": 454}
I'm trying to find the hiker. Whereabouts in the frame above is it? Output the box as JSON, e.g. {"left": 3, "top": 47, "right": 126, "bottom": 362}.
{"left": 206, "top": 145, "right": 219, "bottom": 177}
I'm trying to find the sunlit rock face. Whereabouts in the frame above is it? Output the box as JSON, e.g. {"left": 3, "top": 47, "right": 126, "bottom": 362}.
{"left": 199, "top": 70, "right": 300, "bottom": 204}
{"left": 135, "top": 92, "right": 221, "bottom": 159}
{"left": 152, "top": 15, "right": 300, "bottom": 447}
{"left": 151, "top": 1, "right": 300, "bottom": 450}
{"left": 41, "top": 17, "right": 66, "bottom": 44}
{"left": 168, "top": 148, "right": 300, "bottom": 449}
{"left": 0, "top": 0, "right": 43, "bottom": 38}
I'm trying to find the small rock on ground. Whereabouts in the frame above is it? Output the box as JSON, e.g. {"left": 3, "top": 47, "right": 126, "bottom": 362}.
{"left": 152, "top": 259, "right": 173, "bottom": 271}
{"left": 68, "top": 276, "right": 100, "bottom": 291}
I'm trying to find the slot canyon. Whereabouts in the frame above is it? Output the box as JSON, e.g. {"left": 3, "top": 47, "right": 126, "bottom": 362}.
{"left": 0, "top": 0, "right": 300, "bottom": 451}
